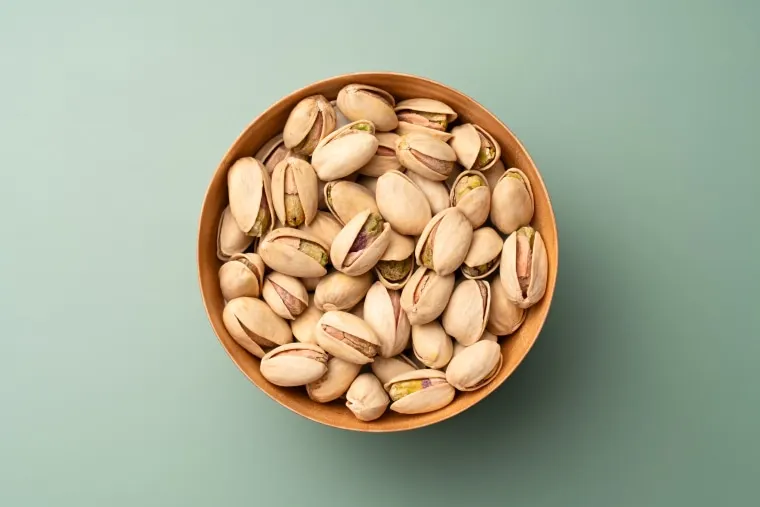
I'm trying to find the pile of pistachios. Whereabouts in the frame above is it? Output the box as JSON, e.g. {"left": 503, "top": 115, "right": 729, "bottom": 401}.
{"left": 215, "top": 84, "right": 548, "bottom": 421}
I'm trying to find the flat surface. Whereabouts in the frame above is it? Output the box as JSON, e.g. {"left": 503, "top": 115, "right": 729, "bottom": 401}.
{"left": 1, "top": 0, "right": 758, "bottom": 505}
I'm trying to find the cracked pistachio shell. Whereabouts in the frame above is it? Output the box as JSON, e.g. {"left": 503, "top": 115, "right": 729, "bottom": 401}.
{"left": 449, "top": 123, "right": 501, "bottom": 171}
{"left": 298, "top": 211, "right": 342, "bottom": 249}
{"left": 415, "top": 207, "right": 474, "bottom": 276}
{"left": 255, "top": 133, "right": 307, "bottom": 174}
{"left": 385, "top": 369, "right": 456, "bottom": 415}
{"left": 258, "top": 228, "right": 329, "bottom": 278}
{"left": 346, "top": 373, "right": 390, "bottom": 421}
{"left": 396, "top": 133, "right": 457, "bottom": 182}
{"left": 404, "top": 171, "right": 451, "bottom": 215}
{"left": 359, "top": 132, "right": 402, "bottom": 177}
{"left": 411, "top": 321, "right": 454, "bottom": 369}
{"left": 445, "top": 340, "right": 502, "bottom": 391}
{"left": 282, "top": 94, "right": 336, "bottom": 156}
{"left": 450, "top": 170, "right": 491, "bottom": 228}
{"left": 330, "top": 209, "right": 391, "bottom": 276}
{"left": 271, "top": 157, "right": 318, "bottom": 228}
{"left": 487, "top": 274, "right": 526, "bottom": 336}
{"left": 442, "top": 279, "right": 492, "bottom": 346}
{"left": 306, "top": 356, "right": 362, "bottom": 403}
{"left": 314, "top": 270, "right": 373, "bottom": 312}
{"left": 400, "top": 266, "right": 455, "bottom": 326}
{"left": 227, "top": 157, "right": 275, "bottom": 237}
{"left": 260, "top": 343, "right": 328, "bottom": 387}
{"left": 316, "top": 311, "right": 381, "bottom": 364}
{"left": 452, "top": 331, "right": 498, "bottom": 359}
{"left": 371, "top": 355, "right": 417, "bottom": 386}
{"left": 261, "top": 272, "right": 308, "bottom": 320}
{"left": 324, "top": 180, "right": 379, "bottom": 226}
{"left": 376, "top": 170, "right": 432, "bottom": 236}
{"left": 312, "top": 120, "right": 379, "bottom": 181}
{"left": 374, "top": 229, "right": 415, "bottom": 290}
{"left": 290, "top": 295, "right": 323, "bottom": 345}
{"left": 364, "top": 282, "right": 411, "bottom": 358}
{"left": 330, "top": 100, "right": 352, "bottom": 129}
{"left": 483, "top": 158, "right": 507, "bottom": 191}
{"left": 336, "top": 84, "right": 398, "bottom": 132}
{"left": 500, "top": 226, "right": 548, "bottom": 309}
{"left": 490, "top": 168, "right": 535, "bottom": 235}
{"left": 462, "top": 227, "right": 503, "bottom": 280}
{"left": 394, "top": 98, "right": 457, "bottom": 142}
{"left": 219, "top": 253, "right": 265, "bottom": 301}
{"left": 356, "top": 175, "right": 379, "bottom": 196}
{"left": 222, "top": 297, "right": 293, "bottom": 358}
{"left": 217, "top": 206, "right": 254, "bottom": 261}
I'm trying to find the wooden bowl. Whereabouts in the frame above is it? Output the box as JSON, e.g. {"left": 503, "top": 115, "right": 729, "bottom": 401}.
{"left": 197, "top": 72, "right": 558, "bottom": 432}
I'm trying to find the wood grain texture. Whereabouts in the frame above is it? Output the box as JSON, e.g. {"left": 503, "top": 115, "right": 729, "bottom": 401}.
{"left": 197, "top": 72, "right": 558, "bottom": 432}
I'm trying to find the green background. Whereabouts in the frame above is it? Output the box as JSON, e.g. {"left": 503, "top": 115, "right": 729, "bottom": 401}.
{"left": 2, "top": 0, "right": 759, "bottom": 505}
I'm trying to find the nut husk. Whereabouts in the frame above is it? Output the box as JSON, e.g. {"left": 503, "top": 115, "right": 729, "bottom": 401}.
{"left": 324, "top": 180, "right": 379, "bottom": 226}
{"left": 449, "top": 123, "right": 501, "bottom": 171}
{"left": 374, "top": 229, "right": 415, "bottom": 290}
{"left": 395, "top": 133, "right": 457, "bottom": 182}
{"left": 450, "top": 170, "right": 491, "bottom": 228}
{"left": 314, "top": 270, "right": 373, "bottom": 312}
{"left": 385, "top": 369, "right": 456, "bottom": 414}
{"left": 461, "top": 227, "right": 503, "bottom": 280}
{"left": 255, "top": 133, "right": 307, "bottom": 174}
{"left": 330, "top": 209, "right": 391, "bottom": 276}
{"left": 487, "top": 274, "right": 526, "bottom": 335}
{"left": 452, "top": 330, "right": 498, "bottom": 359}
{"left": 394, "top": 98, "right": 457, "bottom": 142}
{"left": 290, "top": 294, "right": 324, "bottom": 345}
{"left": 346, "top": 373, "right": 390, "bottom": 421}
{"left": 282, "top": 94, "right": 336, "bottom": 156}
{"left": 363, "top": 281, "right": 411, "bottom": 358}
{"left": 371, "top": 355, "right": 417, "bottom": 386}
{"left": 258, "top": 228, "right": 329, "bottom": 278}
{"left": 490, "top": 168, "right": 534, "bottom": 235}
{"left": 445, "top": 340, "right": 502, "bottom": 391}
{"left": 312, "top": 120, "right": 379, "bottom": 181}
{"left": 271, "top": 157, "right": 318, "bottom": 227}
{"left": 404, "top": 171, "right": 451, "bottom": 215}
{"left": 306, "top": 356, "right": 362, "bottom": 403}
{"left": 411, "top": 321, "right": 454, "bottom": 369}
{"left": 217, "top": 206, "right": 253, "bottom": 261}
{"left": 400, "top": 266, "right": 455, "bottom": 326}
{"left": 219, "top": 253, "right": 265, "bottom": 301}
{"left": 260, "top": 343, "right": 328, "bottom": 387}
{"left": 415, "top": 207, "right": 473, "bottom": 276}
{"left": 359, "top": 132, "right": 402, "bottom": 176}
{"left": 227, "top": 157, "right": 275, "bottom": 237}
{"left": 336, "top": 84, "right": 398, "bottom": 132}
{"left": 261, "top": 272, "right": 308, "bottom": 320}
{"left": 222, "top": 297, "right": 293, "bottom": 358}
{"left": 375, "top": 170, "right": 432, "bottom": 236}
{"left": 298, "top": 211, "right": 342, "bottom": 249}
{"left": 500, "top": 226, "right": 548, "bottom": 308}
{"left": 442, "top": 279, "right": 491, "bottom": 346}
{"left": 316, "top": 310, "right": 381, "bottom": 364}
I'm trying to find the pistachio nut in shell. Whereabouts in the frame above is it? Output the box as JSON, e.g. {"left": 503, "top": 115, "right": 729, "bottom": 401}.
{"left": 258, "top": 228, "right": 329, "bottom": 278}
{"left": 330, "top": 209, "right": 391, "bottom": 276}
{"left": 227, "top": 157, "right": 274, "bottom": 237}
{"left": 261, "top": 272, "right": 308, "bottom": 320}
{"left": 316, "top": 310, "right": 381, "bottom": 365}
{"left": 394, "top": 98, "right": 457, "bottom": 142}
{"left": 330, "top": 100, "right": 351, "bottom": 129}
{"left": 336, "top": 84, "right": 398, "bottom": 132}
{"left": 374, "top": 229, "right": 415, "bottom": 290}
{"left": 461, "top": 227, "right": 503, "bottom": 280}
{"left": 260, "top": 343, "right": 328, "bottom": 387}
{"left": 282, "top": 94, "right": 336, "bottom": 156}
{"left": 314, "top": 270, "right": 373, "bottom": 312}
{"left": 312, "top": 120, "right": 379, "bottom": 181}
{"left": 396, "top": 133, "right": 457, "bottom": 182}
{"left": 222, "top": 297, "right": 293, "bottom": 358}
{"left": 490, "top": 168, "right": 534, "bottom": 235}
{"left": 363, "top": 281, "right": 411, "bottom": 358}
{"left": 306, "top": 356, "right": 362, "bottom": 403}
{"left": 324, "top": 180, "right": 379, "bottom": 226}
{"left": 217, "top": 206, "right": 253, "bottom": 261}
{"left": 254, "top": 133, "right": 307, "bottom": 174}
{"left": 415, "top": 207, "right": 474, "bottom": 276}
{"left": 400, "top": 266, "right": 455, "bottom": 326}
{"left": 450, "top": 170, "right": 491, "bottom": 228}
{"left": 375, "top": 170, "right": 432, "bottom": 236}
{"left": 445, "top": 340, "right": 502, "bottom": 391}
{"left": 385, "top": 369, "right": 456, "bottom": 415}
{"left": 449, "top": 123, "right": 501, "bottom": 172}
{"left": 411, "top": 321, "right": 454, "bottom": 369}
{"left": 346, "top": 373, "right": 390, "bottom": 421}
{"left": 371, "top": 355, "right": 417, "bottom": 386}
{"left": 359, "top": 132, "right": 402, "bottom": 177}
{"left": 452, "top": 331, "right": 498, "bottom": 359}
{"left": 500, "top": 226, "right": 548, "bottom": 309}
{"left": 298, "top": 210, "right": 342, "bottom": 249}
{"left": 219, "top": 252, "right": 265, "bottom": 301}
{"left": 290, "top": 295, "right": 323, "bottom": 345}
{"left": 271, "top": 157, "right": 318, "bottom": 228}
{"left": 483, "top": 158, "right": 506, "bottom": 191}
{"left": 405, "top": 171, "right": 450, "bottom": 215}
{"left": 487, "top": 274, "right": 526, "bottom": 336}
{"left": 442, "top": 279, "right": 491, "bottom": 346}
{"left": 356, "top": 175, "right": 379, "bottom": 196}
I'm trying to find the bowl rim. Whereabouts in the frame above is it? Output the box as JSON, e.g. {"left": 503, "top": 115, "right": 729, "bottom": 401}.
{"left": 197, "top": 71, "right": 559, "bottom": 432}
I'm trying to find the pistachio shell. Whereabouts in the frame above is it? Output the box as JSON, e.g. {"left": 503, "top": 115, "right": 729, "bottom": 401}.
{"left": 374, "top": 229, "right": 416, "bottom": 290}
{"left": 371, "top": 355, "right": 417, "bottom": 386}
{"left": 330, "top": 100, "right": 352, "bottom": 129}
{"left": 330, "top": 209, "right": 391, "bottom": 276}
{"left": 258, "top": 228, "right": 329, "bottom": 278}
{"left": 375, "top": 170, "right": 432, "bottom": 236}
{"left": 396, "top": 134, "right": 457, "bottom": 181}
{"left": 483, "top": 158, "right": 506, "bottom": 191}
{"left": 219, "top": 253, "right": 265, "bottom": 301}
{"left": 404, "top": 171, "right": 451, "bottom": 215}
{"left": 490, "top": 168, "right": 535, "bottom": 235}
{"left": 445, "top": 340, "right": 502, "bottom": 391}
{"left": 359, "top": 132, "right": 402, "bottom": 177}
{"left": 261, "top": 272, "right": 308, "bottom": 320}
{"left": 217, "top": 206, "right": 253, "bottom": 261}
{"left": 385, "top": 369, "right": 456, "bottom": 414}
{"left": 450, "top": 170, "right": 491, "bottom": 228}
{"left": 346, "top": 373, "right": 390, "bottom": 421}
{"left": 414, "top": 207, "right": 473, "bottom": 276}
{"left": 260, "top": 343, "right": 328, "bottom": 387}
{"left": 461, "top": 227, "right": 503, "bottom": 280}
{"left": 452, "top": 331, "right": 498, "bottom": 359}
{"left": 316, "top": 311, "right": 381, "bottom": 364}
{"left": 282, "top": 95, "right": 336, "bottom": 156}
{"left": 363, "top": 281, "right": 411, "bottom": 358}
{"left": 271, "top": 157, "right": 318, "bottom": 228}
{"left": 324, "top": 180, "right": 379, "bottom": 226}
{"left": 298, "top": 211, "right": 342, "bottom": 249}
{"left": 399, "top": 266, "right": 455, "bottom": 326}
{"left": 500, "top": 227, "right": 548, "bottom": 308}
{"left": 394, "top": 98, "right": 457, "bottom": 142}
{"left": 290, "top": 294, "right": 323, "bottom": 345}
{"left": 449, "top": 123, "right": 501, "bottom": 171}
{"left": 314, "top": 270, "right": 373, "bottom": 312}
{"left": 442, "top": 279, "right": 491, "bottom": 346}
{"left": 255, "top": 133, "right": 307, "bottom": 174}
{"left": 411, "top": 321, "right": 454, "bottom": 369}
{"left": 227, "top": 157, "right": 275, "bottom": 237}
{"left": 312, "top": 120, "right": 379, "bottom": 181}
{"left": 355, "top": 175, "right": 379, "bottom": 196}
{"left": 306, "top": 356, "right": 362, "bottom": 403}
{"left": 487, "top": 275, "right": 526, "bottom": 335}
{"left": 222, "top": 297, "right": 293, "bottom": 358}
{"left": 336, "top": 84, "right": 398, "bottom": 132}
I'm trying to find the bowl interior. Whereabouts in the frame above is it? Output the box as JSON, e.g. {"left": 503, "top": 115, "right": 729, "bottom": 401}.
{"left": 197, "top": 72, "right": 558, "bottom": 432}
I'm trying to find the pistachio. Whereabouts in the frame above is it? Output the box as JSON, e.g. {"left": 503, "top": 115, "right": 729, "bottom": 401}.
{"left": 219, "top": 253, "right": 265, "bottom": 301}
{"left": 404, "top": 171, "right": 451, "bottom": 215}
{"left": 298, "top": 210, "right": 342, "bottom": 249}
{"left": 411, "top": 321, "right": 454, "bottom": 369}
{"left": 290, "top": 295, "right": 324, "bottom": 345}
{"left": 358, "top": 132, "right": 402, "bottom": 177}
{"left": 400, "top": 266, "right": 455, "bottom": 326}
{"left": 395, "top": 134, "right": 457, "bottom": 182}
{"left": 314, "top": 270, "right": 373, "bottom": 312}
{"left": 255, "top": 133, "right": 307, "bottom": 174}
{"left": 330, "top": 209, "right": 391, "bottom": 276}
{"left": 385, "top": 369, "right": 456, "bottom": 414}
{"left": 500, "top": 226, "right": 548, "bottom": 308}
{"left": 449, "top": 123, "right": 501, "bottom": 171}
{"left": 222, "top": 297, "right": 293, "bottom": 358}
{"left": 316, "top": 311, "right": 381, "bottom": 364}
{"left": 445, "top": 340, "right": 502, "bottom": 391}
{"left": 261, "top": 272, "right": 308, "bottom": 320}
{"left": 312, "top": 120, "right": 379, "bottom": 181}
{"left": 487, "top": 274, "right": 526, "bottom": 336}
{"left": 306, "top": 356, "right": 362, "bottom": 403}
{"left": 227, "top": 157, "right": 275, "bottom": 237}
{"left": 283, "top": 94, "right": 336, "bottom": 156}
{"left": 452, "top": 331, "right": 498, "bottom": 359}
{"left": 415, "top": 208, "right": 473, "bottom": 276}
{"left": 323, "top": 180, "right": 379, "bottom": 226}
{"left": 260, "top": 343, "right": 329, "bottom": 387}
{"left": 336, "top": 84, "right": 398, "bottom": 131}
{"left": 490, "top": 168, "right": 534, "bottom": 235}
{"left": 442, "top": 279, "right": 491, "bottom": 346}
{"left": 330, "top": 100, "right": 351, "bottom": 129}
{"left": 394, "top": 98, "right": 458, "bottom": 142}
{"left": 374, "top": 229, "right": 416, "bottom": 289}
{"left": 217, "top": 206, "right": 253, "bottom": 261}
{"left": 371, "top": 355, "right": 417, "bottom": 386}
{"left": 258, "top": 228, "right": 329, "bottom": 278}
{"left": 374, "top": 170, "right": 432, "bottom": 236}
{"left": 450, "top": 170, "right": 491, "bottom": 228}
{"left": 461, "top": 227, "right": 503, "bottom": 280}
{"left": 346, "top": 373, "right": 390, "bottom": 421}
{"left": 363, "top": 281, "right": 411, "bottom": 358}
{"left": 270, "top": 157, "right": 319, "bottom": 228}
